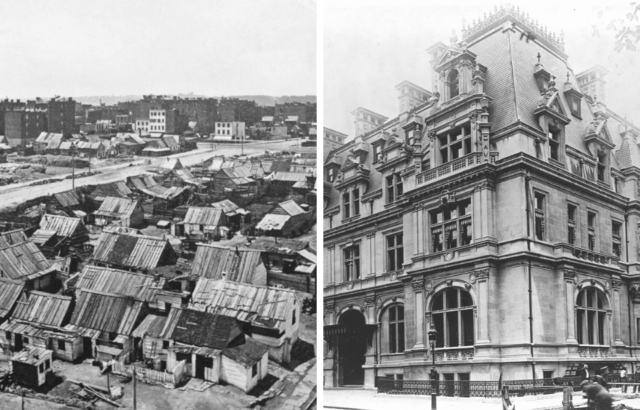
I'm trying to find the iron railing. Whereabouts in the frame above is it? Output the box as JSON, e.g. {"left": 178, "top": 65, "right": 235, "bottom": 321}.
{"left": 375, "top": 376, "right": 583, "bottom": 398}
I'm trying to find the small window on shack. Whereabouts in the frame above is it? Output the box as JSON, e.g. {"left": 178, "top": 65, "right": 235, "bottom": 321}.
{"left": 252, "top": 363, "right": 258, "bottom": 378}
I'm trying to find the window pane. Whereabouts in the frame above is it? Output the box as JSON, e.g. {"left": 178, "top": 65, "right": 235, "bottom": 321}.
{"left": 389, "top": 322, "right": 397, "bottom": 353}
{"left": 432, "top": 211, "right": 442, "bottom": 224}
{"left": 577, "top": 309, "right": 584, "bottom": 344}
{"left": 434, "top": 313, "right": 444, "bottom": 348}
{"left": 396, "top": 234, "right": 403, "bottom": 246}
{"left": 389, "top": 306, "right": 396, "bottom": 321}
{"left": 598, "top": 312, "right": 605, "bottom": 345}
{"left": 433, "top": 293, "right": 444, "bottom": 311}
{"left": 461, "top": 309, "right": 474, "bottom": 346}
{"left": 460, "top": 291, "right": 473, "bottom": 307}
{"left": 597, "top": 293, "right": 603, "bottom": 309}
{"left": 397, "top": 305, "right": 404, "bottom": 321}
{"left": 387, "top": 250, "right": 395, "bottom": 271}
{"left": 588, "top": 311, "right": 595, "bottom": 344}
{"left": 447, "top": 311, "right": 459, "bottom": 347}
{"left": 587, "top": 289, "right": 594, "bottom": 308}
{"left": 446, "top": 288, "right": 458, "bottom": 309}
{"left": 387, "top": 236, "right": 395, "bottom": 248}
{"left": 397, "top": 248, "right": 403, "bottom": 269}
{"left": 398, "top": 322, "right": 405, "bottom": 352}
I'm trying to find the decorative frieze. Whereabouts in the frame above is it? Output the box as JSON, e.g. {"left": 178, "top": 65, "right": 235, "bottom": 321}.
{"left": 411, "top": 279, "right": 425, "bottom": 292}
{"left": 433, "top": 348, "right": 475, "bottom": 362}
{"left": 611, "top": 279, "right": 622, "bottom": 291}
{"left": 578, "top": 346, "right": 611, "bottom": 358}
{"left": 564, "top": 270, "right": 577, "bottom": 282}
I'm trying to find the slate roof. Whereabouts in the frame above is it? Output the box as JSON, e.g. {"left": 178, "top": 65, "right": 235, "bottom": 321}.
{"left": 190, "top": 279, "right": 297, "bottom": 328}
{"left": 182, "top": 207, "right": 224, "bottom": 227}
{"left": 92, "top": 231, "right": 173, "bottom": 270}
{"left": 74, "top": 265, "right": 164, "bottom": 302}
{"left": 616, "top": 134, "right": 640, "bottom": 170}
{"left": 191, "top": 244, "right": 263, "bottom": 283}
{"left": 69, "top": 290, "right": 144, "bottom": 335}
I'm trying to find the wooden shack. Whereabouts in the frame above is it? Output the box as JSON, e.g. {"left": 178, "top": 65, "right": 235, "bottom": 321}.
{"left": 0, "top": 238, "right": 57, "bottom": 291}
{"left": 91, "top": 231, "right": 177, "bottom": 274}
{"left": 11, "top": 347, "right": 53, "bottom": 387}
{"left": 191, "top": 244, "right": 267, "bottom": 286}
{"left": 93, "top": 196, "right": 144, "bottom": 228}
{"left": 172, "top": 207, "right": 227, "bottom": 238}
{"left": 34, "top": 214, "right": 90, "bottom": 249}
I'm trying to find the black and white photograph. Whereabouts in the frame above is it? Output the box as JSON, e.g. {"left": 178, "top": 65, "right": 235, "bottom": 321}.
{"left": 0, "top": 1, "right": 317, "bottom": 409}
{"left": 323, "top": 1, "right": 640, "bottom": 409}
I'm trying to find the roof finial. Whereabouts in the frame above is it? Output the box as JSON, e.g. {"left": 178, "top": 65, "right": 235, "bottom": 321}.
{"left": 566, "top": 71, "right": 570, "bottom": 83}
{"left": 450, "top": 29, "right": 458, "bottom": 45}
{"left": 537, "top": 52, "right": 541, "bottom": 64}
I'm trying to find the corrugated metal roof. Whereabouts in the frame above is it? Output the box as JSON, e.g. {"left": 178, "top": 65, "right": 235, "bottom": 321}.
{"left": 182, "top": 207, "right": 224, "bottom": 227}
{"left": 277, "top": 200, "right": 306, "bottom": 216}
{"left": 248, "top": 237, "right": 309, "bottom": 254}
{"left": 74, "top": 265, "right": 165, "bottom": 302}
{"left": 12, "top": 347, "right": 50, "bottom": 366}
{"left": 39, "top": 214, "right": 84, "bottom": 238}
{"left": 0, "top": 278, "right": 25, "bottom": 318}
{"left": 129, "top": 176, "right": 187, "bottom": 199}
{"left": 91, "top": 182, "right": 132, "bottom": 201}
{"left": 0, "top": 240, "right": 53, "bottom": 281}
{"left": 190, "top": 279, "right": 296, "bottom": 328}
{"left": 172, "top": 310, "right": 241, "bottom": 350}
{"left": 222, "top": 166, "right": 253, "bottom": 179}
{"left": 94, "top": 197, "right": 140, "bottom": 217}
{"left": 256, "top": 214, "right": 290, "bottom": 231}
{"left": 8, "top": 291, "right": 71, "bottom": 327}
{"left": 191, "top": 244, "right": 262, "bottom": 283}
{"left": 54, "top": 190, "right": 81, "bottom": 208}
{"left": 210, "top": 199, "right": 241, "bottom": 214}
{"left": 70, "top": 290, "right": 144, "bottom": 335}
{"left": 92, "top": 231, "right": 174, "bottom": 270}
{"left": 266, "top": 172, "right": 308, "bottom": 182}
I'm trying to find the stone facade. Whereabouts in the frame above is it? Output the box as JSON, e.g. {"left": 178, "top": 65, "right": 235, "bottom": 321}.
{"left": 324, "top": 5, "right": 640, "bottom": 388}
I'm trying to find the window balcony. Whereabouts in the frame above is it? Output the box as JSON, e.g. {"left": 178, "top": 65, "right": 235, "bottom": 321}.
{"left": 577, "top": 345, "right": 611, "bottom": 358}
{"left": 432, "top": 346, "right": 475, "bottom": 362}
{"left": 416, "top": 152, "right": 498, "bottom": 187}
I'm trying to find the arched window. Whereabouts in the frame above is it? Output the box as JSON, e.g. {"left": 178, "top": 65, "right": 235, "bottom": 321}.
{"left": 381, "top": 304, "right": 405, "bottom": 353}
{"left": 431, "top": 288, "right": 474, "bottom": 348}
{"left": 448, "top": 70, "right": 460, "bottom": 99}
{"left": 576, "top": 288, "right": 607, "bottom": 345}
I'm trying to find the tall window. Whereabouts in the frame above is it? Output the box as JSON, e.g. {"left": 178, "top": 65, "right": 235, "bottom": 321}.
{"left": 386, "top": 233, "right": 404, "bottom": 272}
{"left": 597, "top": 152, "right": 607, "bottom": 182}
{"left": 431, "top": 288, "right": 474, "bottom": 348}
{"left": 328, "top": 168, "right": 335, "bottom": 183}
{"left": 385, "top": 305, "right": 405, "bottom": 353}
{"left": 437, "top": 124, "right": 472, "bottom": 165}
{"left": 588, "top": 211, "right": 597, "bottom": 251}
{"left": 534, "top": 192, "right": 545, "bottom": 240}
{"left": 567, "top": 204, "right": 577, "bottom": 245}
{"left": 344, "top": 245, "right": 360, "bottom": 282}
{"left": 430, "top": 198, "right": 472, "bottom": 252}
{"left": 343, "top": 192, "right": 350, "bottom": 219}
{"left": 576, "top": 288, "right": 607, "bottom": 345}
{"left": 386, "top": 173, "right": 403, "bottom": 203}
{"left": 612, "top": 220, "right": 622, "bottom": 257}
{"left": 448, "top": 69, "right": 460, "bottom": 99}
{"left": 374, "top": 144, "right": 383, "bottom": 162}
{"left": 548, "top": 128, "right": 560, "bottom": 161}
{"left": 353, "top": 189, "right": 360, "bottom": 216}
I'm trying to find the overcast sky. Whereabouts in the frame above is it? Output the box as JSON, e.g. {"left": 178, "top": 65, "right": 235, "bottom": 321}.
{"left": 0, "top": 0, "right": 316, "bottom": 99}
{"left": 324, "top": 0, "right": 640, "bottom": 139}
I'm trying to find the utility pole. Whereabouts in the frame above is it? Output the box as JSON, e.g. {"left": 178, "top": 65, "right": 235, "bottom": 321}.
{"left": 133, "top": 366, "right": 137, "bottom": 410}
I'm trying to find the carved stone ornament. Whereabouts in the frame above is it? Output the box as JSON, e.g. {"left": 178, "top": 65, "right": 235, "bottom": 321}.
{"left": 564, "top": 270, "right": 577, "bottom": 282}
{"left": 630, "top": 285, "right": 640, "bottom": 304}
{"left": 412, "top": 279, "right": 425, "bottom": 292}
{"left": 439, "top": 190, "right": 457, "bottom": 209}
{"left": 469, "top": 113, "right": 477, "bottom": 124}
{"left": 464, "top": 282, "right": 472, "bottom": 291}
{"left": 446, "top": 279, "right": 453, "bottom": 287}
{"left": 474, "top": 269, "right": 489, "bottom": 280}
{"left": 364, "top": 296, "right": 376, "bottom": 307}
{"left": 469, "top": 272, "right": 477, "bottom": 284}
{"left": 611, "top": 279, "right": 622, "bottom": 291}
{"left": 425, "top": 280, "right": 433, "bottom": 292}
{"left": 325, "top": 302, "right": 335, "bottom": 314}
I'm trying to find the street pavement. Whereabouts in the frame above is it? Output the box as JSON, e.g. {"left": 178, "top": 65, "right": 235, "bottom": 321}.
{"left": 0, "top": 139, "right": 303, "bottom": 212}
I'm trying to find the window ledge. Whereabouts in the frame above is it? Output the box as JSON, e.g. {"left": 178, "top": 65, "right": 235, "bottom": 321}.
{"left": 341, "top": 214, "right": 361, "bottom": 224}
{"left": 549, "top": 158, "right": 565, "bottom": 168}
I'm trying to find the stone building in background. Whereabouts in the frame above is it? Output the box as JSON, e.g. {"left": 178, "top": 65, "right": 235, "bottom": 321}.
{"left": 323, "top": 5, "right": 640, "bottom": 388}
{"left": 323, "top": 127, "right": 347, "bottom": 161}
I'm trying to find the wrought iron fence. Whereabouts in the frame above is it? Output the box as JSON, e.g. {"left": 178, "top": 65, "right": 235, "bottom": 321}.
{"left": 375, "top": 376, "right": 582, "bottom": 398}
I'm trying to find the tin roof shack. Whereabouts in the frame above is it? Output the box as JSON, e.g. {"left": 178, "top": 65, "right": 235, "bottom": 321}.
{"left": 90, "top": 181, "right": 132, "bottom": 206}
{"left": 210, "top": 199, "right": 251, "bottom": 229}
{"left": 256, "top": 200, "right": 309, "bottom": 238}
{"left": 69, "top": 265, "right": 165, "bottom": 304}
{"left": 248, "top": 237, "right": 311, "bottom": 275}
{"left": 212, "top": 167, "right": 258, "bottom": 197}
{"left": 66, "top": 290, "right": 147, "bottom": 363}
{"left": 0, "top": 239, "right": 57, "bottom": 292}
{"left": 264, "top": 171, "right": 309, "bottom": 196}
{"left": 0, "top": 291, "right": 82, "bottom": 362}
{"left": 172, "top": 207, "right": 226, "bottom": 239}
{"left": 91, "top": 231, "right": 177, "bottom": 273}
{"left": 127, "top": 175, "right": 189, "bottom": 208}
{"left": 52, "top": 189, "right": 83, "bottom": 215}
{"left": 33, "top": 214, "right": 90, "bottom": 256}
{"left": 190, "top": 279, "right": 299, "bottom": 363}
{"left": 93, "top": 197, "right": 144, "bottom": 228}
{"left": 191, "top": 244, "right": 266, "bottom": 286}
{"left": 0, "top": 278, "right": 25, "bottom": 322}
{"left": 11, "top": 347, "right": 53, "bottom": 387}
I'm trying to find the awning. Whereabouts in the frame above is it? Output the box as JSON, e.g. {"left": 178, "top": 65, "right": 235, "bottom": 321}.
{"left": 324, "top": 324, "right": 378, "bottom": 338}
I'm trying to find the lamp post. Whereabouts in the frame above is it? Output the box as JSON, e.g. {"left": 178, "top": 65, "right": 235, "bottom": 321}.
{"left": 428, "top": 324, "right": 439, "bottom": 410}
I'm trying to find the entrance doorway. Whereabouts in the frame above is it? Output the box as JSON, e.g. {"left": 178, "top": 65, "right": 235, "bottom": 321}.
{"left": 338, "top": 309, "right": 367, "bottom": 386}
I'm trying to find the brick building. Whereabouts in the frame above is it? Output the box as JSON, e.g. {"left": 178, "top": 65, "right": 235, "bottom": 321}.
{"left": 5, "top": 110, "right": 47, "bottom": 147}
{"left": 323, "top": 127, "right": 348, "bottom": 161}
{"left": 275, "top": 102, "right": 317, "bottom": 124}
{"left": 324, "top": 5, "right": 640, "bottom": 388}
{"left": 47, "top": 97, "right": 76, "bottom": 136}
{"left": 218, "top": 98, "right": 262, "bottom": 125}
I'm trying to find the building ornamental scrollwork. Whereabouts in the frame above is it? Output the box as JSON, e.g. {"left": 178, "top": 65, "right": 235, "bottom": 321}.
{"left": 411, "top": 279, "right": 425, "bottom": 292}
{"left": 474, "top": 269, "right": 489, "bottom": 281}
{"left": 325, "top": 302, "right": 335, "bottom": 314}
{"left": 364, "top": 296, "right": 376, "bottom": 307}
{"left": 611, "top": 279, "right": 622, "bottom": 291}
{"left": 564, "top": 270, "right": 576, "bottom": 282}
{"left": 630, "top": 285, "right": 640, "bottom": 304}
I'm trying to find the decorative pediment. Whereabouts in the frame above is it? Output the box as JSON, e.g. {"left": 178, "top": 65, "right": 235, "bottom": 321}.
{"left": 585, "top": 112, "right": 615, "bottom": 153}
{"left": 535, "top": 78, "right": 571, "bottom": 125}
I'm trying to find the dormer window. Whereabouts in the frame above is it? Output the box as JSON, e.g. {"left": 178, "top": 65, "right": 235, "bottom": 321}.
{"left": 373, "top": 142, "right": 384, "bottom": 163}
{"left": 570, "top": 95, "right": 581, "bottom": 118}
{"left": 548, "top": 128, "right": 560, "bottom": 161}
{"left": 596, "top": 151, "right": 607, "bottom": 183}
{"left": 328, "top": 167, "right": 335, "bottom": 183}
{"left": 448, "top": 70, "right": 460, "bottom": 99}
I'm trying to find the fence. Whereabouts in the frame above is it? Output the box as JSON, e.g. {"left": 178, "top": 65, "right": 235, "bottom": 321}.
{"left": 375, "top": 376, "right": 582, "bottom": 398}
{"left": 112, "top": 360, "right": 186, "bottom": 386}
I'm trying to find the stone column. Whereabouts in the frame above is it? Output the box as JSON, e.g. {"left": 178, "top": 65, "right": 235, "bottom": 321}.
{"left": 475, "top": 269, "right": 490, "bottom": 344}
{"left": 612, "top": 279, "right": 624, "bottom": 346}
{"left": 564, "top": 270, "right": 578, "bottom": 344}
{"left": 364, "top": 296, "right": 377, "bottom": 388}
{"left": 473, "top": 184, "right": 483, "bottom": 241}
{"left": 412, "top": 278, "right": 426, "bottom": 350}
{"left": 367, "top": 232, "right": 376, "bottom": 276}
{"left": 327, "top": 244, "right": 335, "bottom": 284}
